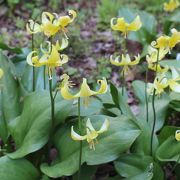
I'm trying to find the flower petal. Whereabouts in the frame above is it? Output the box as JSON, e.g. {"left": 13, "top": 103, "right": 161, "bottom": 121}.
{"left": 26, "top": 20, "right": 41, "bottom": 34}
{"left": 97, "top": 119, "right": 109, "bottom": 134}
{"left": 169, "top": 80, "right": 180, "bottom": 93}
{"left": 128, "top": 15, "right": 142, "bottom": 31}
{"left": 86, "top": 118, "right": 96, "bottom": 131}
{"left": 71, "top": 126, "right": 87, "bottom": 141}
{"left": 175, "top": 130, "right": 180, "bottom": 141}
{"left": 0, "top": 69, "right": 3, "bottom": 79}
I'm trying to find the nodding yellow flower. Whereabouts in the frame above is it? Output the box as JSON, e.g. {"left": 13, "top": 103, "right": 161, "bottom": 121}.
{"left": 152, "top": 28, "right": 180, "bottom": 52}
{"left": 146, "top": 46, "right": 169, "bottom": 73}
{"left": 164, "top": 0, "right": 179, "bottom": 12}
{"left": 111, "top": 15, "right": 142, "bottom": 38}
{"left": 110, "top": 54, "right": 140, "bottom": 74}
{"left": 147, "top": 75, "right": 168, "bottom": 95}
{"left": 71, "top": 118, "right": 109, "bottom": 150}
{"left": 26, "top": 10, "right": 77, "bottom": 37}
{"left": 60, "top": 74, "right": 107, "bottom": 106}
{"left": 0, "top": 68, "right": 3, "bottom": 79}
{"left": 167, "top": 67, "right": 180, "bottom": 93}
{"left": 27, "top": 40, "right": 68, "bottom": 77}
{"left": 175, "top": 130, "right": 180, "bottom": 141}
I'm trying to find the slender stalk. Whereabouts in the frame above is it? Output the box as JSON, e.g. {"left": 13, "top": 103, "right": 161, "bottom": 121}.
{"left": 121, "top": 70, "right": 125, "bottom": 96}
{"left": 150, "top": 49, "right": 160, "bottom": 156}
{"left": 145, "top": 68, "right": 149, "bottom": 122}
{"left": 48, "top": 70, "right": 55, "bottom": 164}
{"left": 78, "top": 97, "right": 82, "bottom": 180}
{"left": 43, "top": 66, "right": 46, "bottom": 90}
{"left": 171, "top": 154, "right": 180, "bottom": 173}
{"left": 31, "top": 33, "right": 35, "bottom": 91}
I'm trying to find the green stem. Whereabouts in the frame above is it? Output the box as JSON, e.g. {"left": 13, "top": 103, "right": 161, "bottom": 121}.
{"left": 48, "top": 71, "right": 55, "bottom": 164}
{"left": 43, "top": 66, "right": 46, "bottom": 90}
{"left": 150, "top": 49, "right": 159, "bottom": 156}
{"left": 171, "top": 154, "right": 180, "bottom": 173}
{"left": 78, "top": 97, "right": 82, "bottom": 180}
{"left": 145, "top": 68, "right": 149, "bottom": 122}
{"left": 122, "top": 70, "right": 125, "bottom": 96}
{"left": 32, "top": 33, "right": 35, "bottom": 91}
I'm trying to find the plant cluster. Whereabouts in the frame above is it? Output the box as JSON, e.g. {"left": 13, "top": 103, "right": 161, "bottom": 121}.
{"left": 0, "top": 0, "right": 180, "bottom": 180}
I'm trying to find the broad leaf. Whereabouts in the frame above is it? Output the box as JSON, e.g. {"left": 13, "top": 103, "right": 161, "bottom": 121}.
{"left": 114, "top": 154, "right": 164, "bottom": 180}
{"left": 156, "top": 134, "right": 180, "bottom": 162}
{"left": 0, "top": 51, "right": 21, "bottom": 124}
{"left": 0, "top": 156, "right": 40, "bottom": 180}
{"left": 41, "top": 115, "right": 141, "bottom": 178}
{"left": 8, "top": 91, "right": 72, "bottom": 159}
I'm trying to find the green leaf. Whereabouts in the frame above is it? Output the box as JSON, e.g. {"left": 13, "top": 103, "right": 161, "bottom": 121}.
{"left": 132, "top": 80, "right": 170, "bottom": 155}
{"left": 0, "top": 51, "right": 21, "bottom": 129}
{"left": 41, "top": 115, "right": 141, "bottom": 178}
{"left": 0, "top": 43, "right": 22, "bottom": 54}
{"left": 169, "top": 92, "right": 180, "bottom": 112}
{"left": 70, "top": 98, "right": 103, "bottom": 117}
{"left": 158, "top": 126, "right": 179, "bottom": 145}
{"left": 114, "top": 154, "right": 164, "bottom": 180}
{"left": 160, "top": 60, "right": 180, "bottom": 69}
{"left": 8, "top": 91, "right": 72, "bottom": 159}
{"left": 0, "top": 156, "right": 40, "bottom": 180}
{"left": 156, "top": 136, "right": 180, "bottom": 162}
{"left": 169, "top": 10, "right": 180, "bottom": 23}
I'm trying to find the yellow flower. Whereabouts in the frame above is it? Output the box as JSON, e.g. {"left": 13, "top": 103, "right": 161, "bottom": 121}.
{"left": 0, "top": 68, "right": 3, "bottom": 79}
{"left": 27, "top": 41, "right": 68, "bottom": 77}
{"left": 175, "top": 130, "right": 180, "bottom": 141}
{"left": 110, "top": 54, "right": 140, "bottom": 73}
{"left": 164, "top": 0, "right": 179, "bottom": 12}
{"left": 71, "top": 118, "right": 109, "bottom": 150}
{"left": 111, "top": 15, "right": 142, "bottom": 38}
{"left": 147, "top": 75, "right": 168, "bottom": 95}
{"left": 146, "top": 46, "right": 169, "bottom": 73}
{"left": 152, "top": 28, "right": 180, "bottom": 52}
{"left": 167, "top": 67, "right": 180, "bottom": 93}
{"left": 60, "top": 74, "right": 107, "bottom": 106}
{"left": 26, "top": 10, "right": 77, "bottom": 37}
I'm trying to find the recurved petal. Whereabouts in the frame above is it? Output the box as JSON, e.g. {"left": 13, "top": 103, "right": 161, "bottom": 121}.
{"left": 169, "top": 80, "right": 180, "bottom": 93}
{"left": 96, "top": 77, "right": 108, "bottom": 94}
{"left": 61, "top": 84, "right": 75, "bottom": 100}
{"left": 60, "top": 54, "right": 69, "bottom": 65}
{"left": 171, "top": 67, "right": 180, "bottom": 80}
{"left": 68, "top": 10, "right": 77, "bottom": 22}
{"left": 97, "top": 119, "right": 109, "bottom": 134}
{"left": 42, "top": 12, "right": 54, "bottom": 24}
{"left": 26, "top": 51, "right": 38, "bottom": 66}
{"left": 75, "top": 78, "right": 96, "bottom": 97}
{"left": 111, "top": 17, "right": 126, "bottom": 31}
{"left": 175, "top": 130, "right": 180, "bottom": 141}
{"left": 26, "top": 20, "right": 41, "bottom": 34}
{"left": 128, "top": 15, "right": 142, "bottom": 31}
{"left": 86, "top": 118, "right": 96, "bottom": 131}
{"left": 71, "top": 126, "right": 87, "bottom": 141}
{"left": 110, "top": 55, "right": 123, "bottom": 66}
{"left": 0, "top": 69, "right": 3, "bottom": 79}
{"left": 129, "top": 54, "right": 140, "bottom": 65}
{"left": 56, "top": 38, "right": 69, "bottom": 51}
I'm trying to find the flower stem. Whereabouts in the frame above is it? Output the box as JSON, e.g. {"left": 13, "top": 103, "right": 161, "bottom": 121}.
{"left": 145, "top": 68, "right": 149, "bottom": 122}
{"left": 122, "top": 70, "right": 125, "bottom": 96}
{"left": 31, "top": 33, "right": 36, "bottom": 91}
{"left": 44, "top": 66, "right": 46, "bottom": 90}
{"left": 150, "top": 49, "right": 159, "bottom": 156}
{"left": 78, "top": 97, "right": 82, "bottom": 180}
{"left": 48, "top": 71, "right": 55, "bottom": 164}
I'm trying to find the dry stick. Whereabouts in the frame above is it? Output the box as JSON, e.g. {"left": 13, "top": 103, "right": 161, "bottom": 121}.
{"left": 78, "top": 97, "right": 82, "bottom": 180}
{"left": 150, "top": 49, "right": 160, "bottom": 156}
